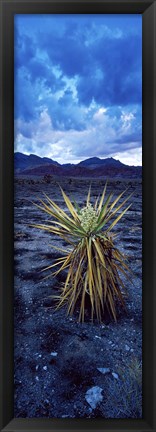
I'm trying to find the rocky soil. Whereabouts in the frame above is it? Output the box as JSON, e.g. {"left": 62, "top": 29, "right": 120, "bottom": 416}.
{"left": 14, "top": 176, "right": 142, "bottom": 418}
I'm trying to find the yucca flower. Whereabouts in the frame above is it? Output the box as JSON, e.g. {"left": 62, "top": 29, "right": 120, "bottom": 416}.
{"left": 32, "top": 183, "right": 133, "bottom": 322}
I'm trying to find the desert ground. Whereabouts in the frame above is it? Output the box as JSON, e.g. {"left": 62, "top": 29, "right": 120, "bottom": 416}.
{"left": 14, "top": 176, "right": 142, "bottom": 418}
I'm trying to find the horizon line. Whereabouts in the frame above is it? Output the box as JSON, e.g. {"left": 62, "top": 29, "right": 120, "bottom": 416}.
{"left": 14, "top": 151, "right": 142, "bottom": 167}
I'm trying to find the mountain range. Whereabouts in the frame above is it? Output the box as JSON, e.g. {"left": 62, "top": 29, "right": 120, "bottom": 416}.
{"left": 14, "top": 152, "right": 142, "bottom": 179}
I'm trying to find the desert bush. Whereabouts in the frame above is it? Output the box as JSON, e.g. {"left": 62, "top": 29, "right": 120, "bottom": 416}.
{"left": 31, "top": 183, "right": 132, "bottom": 322}
{"left": 102, "top": 357, "right": 142, "bottom": 418}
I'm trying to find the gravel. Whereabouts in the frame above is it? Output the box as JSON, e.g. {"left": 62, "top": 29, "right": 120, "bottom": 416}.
{"left": 14, "top": 176, "right": 142, "bottom": 419}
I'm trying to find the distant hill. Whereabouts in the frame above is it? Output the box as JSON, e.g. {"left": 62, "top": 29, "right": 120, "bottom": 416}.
{"left": 14, "top": 152, "right": 142, "bottom": 179}
{"left": 14, "top": 152, "right": 60, "bottom": 173}
{"left": 78, "top": 156, "right": 124, "bottom": 170}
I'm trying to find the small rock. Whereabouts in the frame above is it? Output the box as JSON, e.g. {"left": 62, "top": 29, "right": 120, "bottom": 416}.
{"left": 38, "top": 354, "right": 42, "bottom": 358}
{"left": 112, "top": 372, "right": 119, "bottom": 380}
{"left": 97, "top": 367, "right": 110, "bottom": 375}
{"left": 85, "top": 386, "right": 103, "bottom": 409}
{"left": 35, "top": 376, "right": 39, "bottom": 381}
{"left": 125, "top": 344, "right": 130, "bottom": 351}
{"left": 36, "top": 365, "right": 39, "bottom": 371}
{"left": 50, "top": 352, "right": 58, "bottom": 357}
{"left": 43, "top": 366, "right": 47, "bottom": 371}
{"left": 95, "top": 335, "right": 101, "bottom": 339}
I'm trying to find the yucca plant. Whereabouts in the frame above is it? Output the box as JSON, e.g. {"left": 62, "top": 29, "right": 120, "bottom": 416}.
{"left": 31, "top": 183, "right": 133, "bottom": 322}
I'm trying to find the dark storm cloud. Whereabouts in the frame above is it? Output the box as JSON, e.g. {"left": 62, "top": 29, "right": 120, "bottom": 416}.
{"left": 14, "top": 70, "right": 39, "bottom": 121}
{"left": 41, "top": 35, "right": 86, "bottom": 77}
{"left": 38, "top": 19, "right": 142, "bottom": 107}
{"left": 14, "top": 14, "right": 142, "bottom": 165}
{"left": 76, "top": 34, "right": 142, "bottom": 106}
{"left": 114, "top": 132, "right": 142, "bottom": 145}
{"left": 14, "top": 14, "right": 142, "bottom": 115}
{"left": 14, "top": 30, "right": 36, "bottom": 68}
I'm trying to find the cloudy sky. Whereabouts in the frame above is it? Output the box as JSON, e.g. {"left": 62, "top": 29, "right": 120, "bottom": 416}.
{"left": 14, "top": 14, "right": 142, "bottom": 166}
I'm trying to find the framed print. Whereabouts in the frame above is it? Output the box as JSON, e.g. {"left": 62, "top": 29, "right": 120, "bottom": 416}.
{"left": 0, "top": 0, "right": 156, "bottom": 431}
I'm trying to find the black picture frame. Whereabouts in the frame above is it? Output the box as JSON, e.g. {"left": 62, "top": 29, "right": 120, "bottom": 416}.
{"left": 0, "top": 0, "right": 156, "bottom": 431}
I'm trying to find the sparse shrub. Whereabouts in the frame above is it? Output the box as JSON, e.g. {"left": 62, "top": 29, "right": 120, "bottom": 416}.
{"left": 102, "top": 357, "right": 142, "bottom": 418}
{"left": 32, "top": 183, "right": 132, "bottom": 322}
